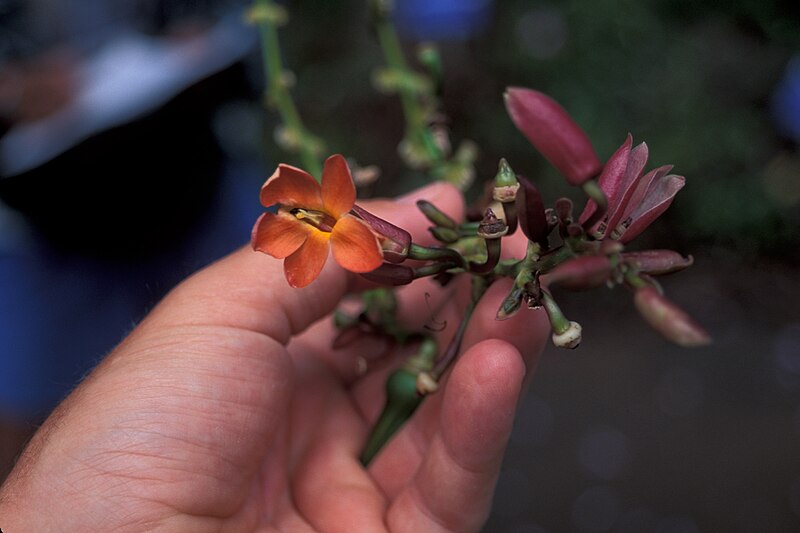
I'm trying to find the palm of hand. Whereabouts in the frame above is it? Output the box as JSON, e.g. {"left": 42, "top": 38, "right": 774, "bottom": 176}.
{"left": 0, "top": 186, "right": 548, "bottom": 532}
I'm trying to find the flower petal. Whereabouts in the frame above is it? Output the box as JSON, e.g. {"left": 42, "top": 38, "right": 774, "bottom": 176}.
{"left": 618, "top": 174, "right": 685, "bottom": 243}
{"left": 605, "top": 141, "right": 649, "bottom": 232}
{"left": 321, "top": 154, "right": 356, "bottom": 218}
{"left": 260, "top": 164, "right": 323, "bottom": 210}
{"left": 619, "top": 164, "right": 673, "bottom": 223}
{"left": 330, "top": 214, "right": 383, "bottom": 273}
{"left": 251, "top": 210, "right": 311, "bottom": 259}
{"left": 579, "top": 134, "right": 633, "bottom": 229}
{"left": 283, "top": 230, "right": 330, "bottom": 288}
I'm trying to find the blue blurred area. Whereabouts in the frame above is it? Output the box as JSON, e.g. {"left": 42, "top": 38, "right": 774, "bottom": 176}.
{"left": 394, "top": 0, "right": 493, "bottom": 41}
{"left": 772, "top": 54, "right": 800, "bottom": 142}
{"left": 0, "top": 3, "right": 264, "bottom": 421}
{"left": 0, "top": 160, "right": 263, "bottom": 419}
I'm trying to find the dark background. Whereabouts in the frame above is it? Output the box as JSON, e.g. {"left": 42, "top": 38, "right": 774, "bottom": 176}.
{"left": 2, "top": 1, "right": 800, "bottom": 531}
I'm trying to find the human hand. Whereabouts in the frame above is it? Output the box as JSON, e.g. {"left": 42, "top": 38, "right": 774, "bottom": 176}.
{"left": 0, "top": 182, "right": 550, "bottom": 532}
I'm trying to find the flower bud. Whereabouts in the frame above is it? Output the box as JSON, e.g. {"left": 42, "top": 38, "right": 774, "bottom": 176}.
{"left": 360, "top": 367, "right": 424, "bottom": 465}
{"left": 496, "top": 285, "right": 526, "bottom": 321}
{"left": 429, "top": 226, "right": 460, "bottom": 243}
{"left": 542, "top": 255, "right": 613, "bottom": 290}
{"left": 622, "top": 250, "right": 694, "bottom": 276}
{"left": 634, "top": 285, "right": 711, "bottom": 347}
{"left": 555, "top": 197, "right": 573, "bottom": 225}
{"left": 416, "top": 199, "right": 457, "bottom": 229}
{"left": 493, "top": 158, "right": 520, "bottom": 202}
{"left": 552, "top": 321, "right": 582, "bottom": 349}
{"left": 351, "top": 204, "right": 411, "bottom": 263}
{"left": 516, "top": 176, "right": 549, "bottom": 246}
{"left": 505, "top": 87, "right": 602, "bottom": 186}
{"left": 360, "top": 263, "right": 414, "bottom": 286}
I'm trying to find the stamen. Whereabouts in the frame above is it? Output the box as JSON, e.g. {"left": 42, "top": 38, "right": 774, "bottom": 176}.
{"left": 290, "top": 208, "right": 336, "bottom": 232}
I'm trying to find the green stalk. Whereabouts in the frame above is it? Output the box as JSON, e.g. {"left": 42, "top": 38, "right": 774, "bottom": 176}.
{"left": 254, "top": 0, "right": 323, "bottom": 179}
{"left": 408, "top": 243, "right": 466, "bottom": 267}
{"left": 431, "top": 276, "right": 489, "bottom": 378}
{"left": 360, "top": 336, "right": 438, "bottom": 465}
{"left": 371, "top": 0, "right": 442, "bottom": 162}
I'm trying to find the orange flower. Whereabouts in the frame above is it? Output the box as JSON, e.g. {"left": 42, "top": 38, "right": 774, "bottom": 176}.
{"left": 251, "top": 154, "right": 383, "bottom": 288}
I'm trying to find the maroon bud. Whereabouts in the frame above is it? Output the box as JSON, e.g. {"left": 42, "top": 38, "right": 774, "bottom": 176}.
{"left": 555, "top": 197, "right": 573, "bottom": 225}
{"left": 634, "top": 286, "right": 711, "bottom": 347}
{"left": 505, "top": 87, "right": 601, "bottom": 186}
{"left": 622, "top": 250, "right": 694, "bottom": 275}
{"left": 360, "top": 263, "right": 414, "bottom": 286}
{"left": 516, "top": 175, "right": 549, "bottom": 247}
{"left": 541, "top": 255, "right": 613, "bottom": 290}
{"left": 352, "top": 204, "right": 412, "bottom": 263}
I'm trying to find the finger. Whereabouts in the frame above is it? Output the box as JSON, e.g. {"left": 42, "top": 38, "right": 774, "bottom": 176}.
{"left": 366, "top": 278, "right": 548, "bottom": 497}
{"left": 500, "top": 225, "right": 531, "bottom": 260}
{"left": 386, "top": 339, "right": 527, "bottom": 532}
{"left": 460, "top": 277, "right": 551, "bottom": 371}
{"left": 291, "top": 384, "right": 387, "bottom": 531}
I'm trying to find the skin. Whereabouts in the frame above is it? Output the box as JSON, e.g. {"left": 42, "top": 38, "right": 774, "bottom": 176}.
{"left": 0, "top": 182, "right": 550, "bottom": 532}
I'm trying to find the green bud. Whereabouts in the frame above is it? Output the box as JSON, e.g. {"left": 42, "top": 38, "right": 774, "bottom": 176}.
{"left": 495, "top": 158, "right": 517, "bottom": 187}
{"left": 360, "top": 368, "right": 424, "bottom": 465}
{"left": 430, "top": 226, "right": 460, "bottom": 243}
{"left": 417, "top": 200, "right": 457, "bottom": 229}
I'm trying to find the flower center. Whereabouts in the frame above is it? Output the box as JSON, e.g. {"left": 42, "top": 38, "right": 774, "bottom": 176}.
{"left": 290, "top": 208, "right": 337, "bottom": 232}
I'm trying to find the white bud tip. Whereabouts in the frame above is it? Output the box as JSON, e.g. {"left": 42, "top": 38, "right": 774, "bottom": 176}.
{"left": 552, "top": 321, "right": 582, "bottom": 349}
{"left": 416, "top": 372, "right": 439, "bottom": 395}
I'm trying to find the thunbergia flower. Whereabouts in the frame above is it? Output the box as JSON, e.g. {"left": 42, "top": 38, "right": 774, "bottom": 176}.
{"left": 252, "top": 154, "right": 383, "bottom": 288}
{"left": 579, "top": 134, "right": 685, "bottom": 243}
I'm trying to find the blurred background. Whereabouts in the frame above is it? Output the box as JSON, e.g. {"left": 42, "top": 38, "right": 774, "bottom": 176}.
{"left": 1, "top": 0, "right": 799, "bottom": 531}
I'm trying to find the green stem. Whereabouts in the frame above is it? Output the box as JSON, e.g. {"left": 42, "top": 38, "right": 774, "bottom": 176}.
{"left": 255, "top": 0, "right": 323, "bottom": 179}
{"left": 360, "top": 336, "right": 437, "bottom": 465}
{"left": 371, "top": 0, "right": 442, "bottom": 162}
{"left": 413, "top": 261, "right": 459, "bottom": 279}
{"left": 541, "top": 291, "right": 570, "bottom": 335}
{"left": 408, "top": 243, "right": 466, "bottom": 267}
{"left": 431, "top": 276, "right": 489, "bottom": 378}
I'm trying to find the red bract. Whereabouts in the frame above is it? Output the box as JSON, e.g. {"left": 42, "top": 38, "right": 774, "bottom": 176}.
{"left": 578, "top": 135, "right": 685, "bottom": 243}
{"left": 505, "top": 87, "right": 602, "bottom": 186}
